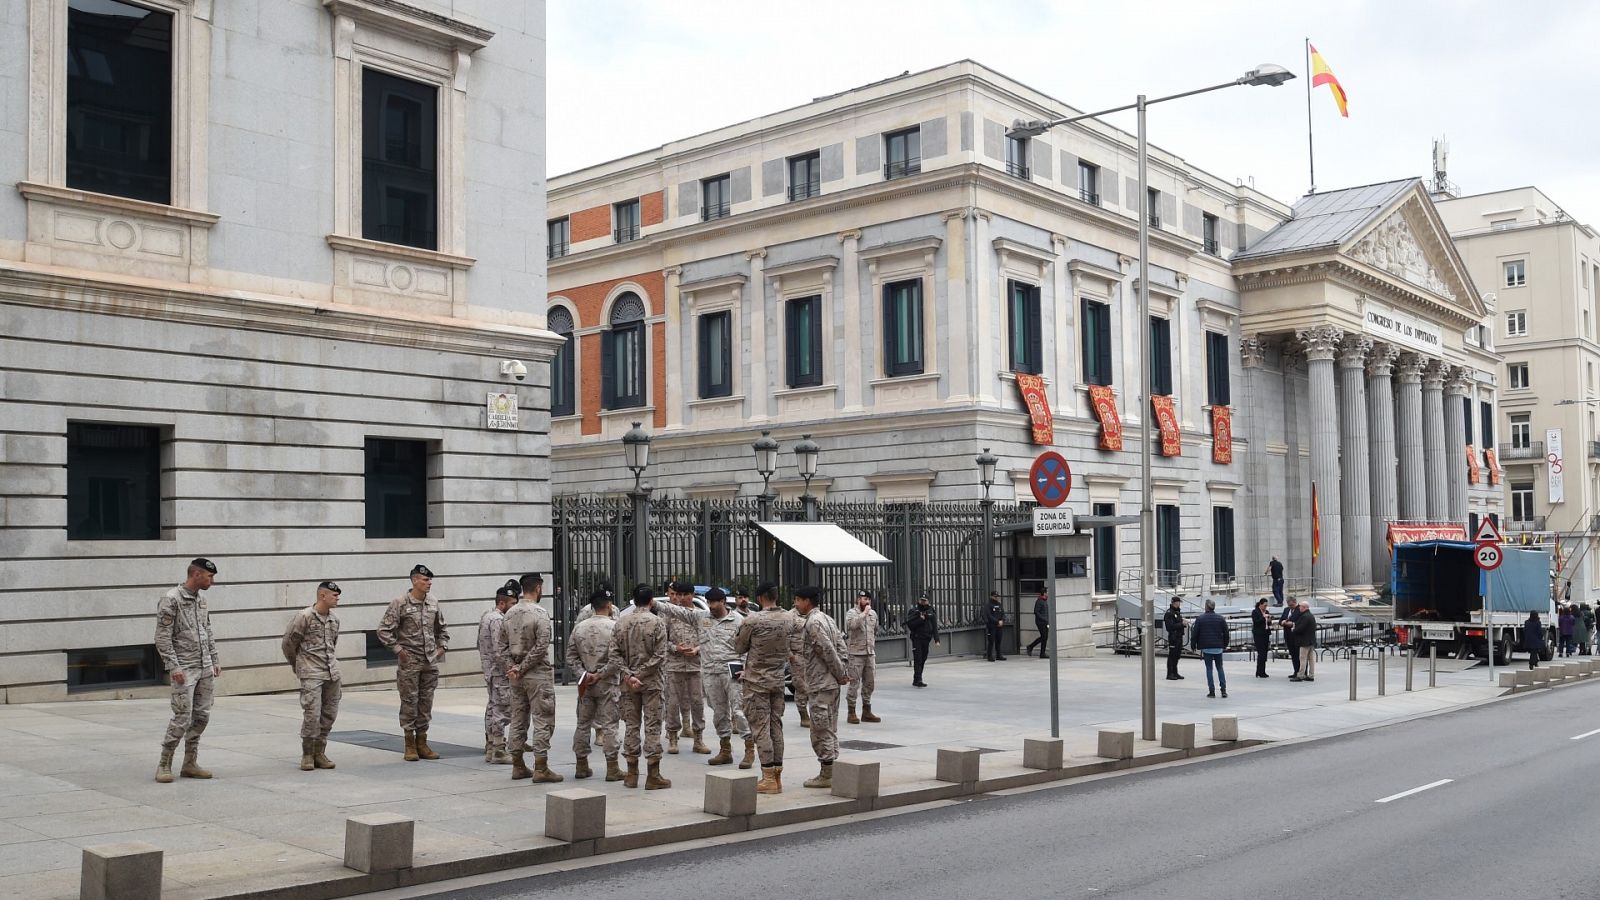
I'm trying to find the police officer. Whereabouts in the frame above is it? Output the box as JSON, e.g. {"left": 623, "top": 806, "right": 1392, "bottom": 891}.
{"left": 793, "top": 586, "right": 850, "bottom": 789}
{"left": 377, "top": 564, "right": 449, "bottom": 761}
{"left": 735, "top": 582, "right": 793, "bottom": 794}
{"left": 154, "top": 558, "right": 221, "bottom": 783}
{"left": 904, "top": 594, "right": 940, "bottom": 687}
{"left": 478, "top": 581, "right": 518, "bottom": 764}
{"left": 844, "top": 590, "right": 879, "bottom": 724}
{"left": 699, "top": 588, "right": 751, "bottom": 767}
{"left": 498, "top": 573, "right": 561, "bottom": 783}
{"left": 609, "top": 585, "right": 671, "bottom": 789}
{"left": 282, "top": 580, "right": 342, "bottom": 772}
{"left": 1163, "top": 597, "right": 1186, "bottom": 680}
{"left": 984, "top": 591, "right": 1007, "bottom": 661}
{"left": 566, "top": 591, "right": 622, "bottom": 780}
{"left": 659, "top": 581, "right": 710, "bottom": 755}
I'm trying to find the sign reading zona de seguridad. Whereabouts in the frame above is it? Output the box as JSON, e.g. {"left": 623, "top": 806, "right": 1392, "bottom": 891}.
{"left": 1032, "top": 507, "right": 1076, "bottom": 536}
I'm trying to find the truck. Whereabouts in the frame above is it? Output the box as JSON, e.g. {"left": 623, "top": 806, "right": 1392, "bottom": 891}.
{"left": 1391, "top": 540, "right": 1555, "bottom": 665}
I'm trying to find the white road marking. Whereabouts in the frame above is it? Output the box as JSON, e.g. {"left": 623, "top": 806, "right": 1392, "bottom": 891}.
{"left": 1375, "top": 779, "right": 1453, "bottom": 803}
{"left": 1570, "top": 728, "right": 1600, "bottom": 741}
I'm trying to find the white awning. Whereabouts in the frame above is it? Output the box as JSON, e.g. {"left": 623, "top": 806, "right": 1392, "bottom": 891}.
{"left": 755, "top": 521, "right": 891, "bottom": 566}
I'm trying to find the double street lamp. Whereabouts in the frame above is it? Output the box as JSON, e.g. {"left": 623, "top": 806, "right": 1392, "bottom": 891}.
{"left": 621, "top": 421, "right": 653, "bottom": 589}
{"left": 750, "top": 431, "right": 825, "bottom": 581}
{"left": 1009, "top": 63, "right": 1295, "bottom": 742}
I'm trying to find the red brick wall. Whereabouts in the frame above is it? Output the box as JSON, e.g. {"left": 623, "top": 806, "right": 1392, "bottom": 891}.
{"left": 641, "top": 191, "right": 664, "bottom": 227}
{"left": 557, "top": 271, "right": 666, "bottom": 435}
{"left": 569, "top": 204, "right": 610, "bottom": 243}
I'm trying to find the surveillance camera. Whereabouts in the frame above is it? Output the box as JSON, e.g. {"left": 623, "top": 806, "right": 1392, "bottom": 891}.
{"left": 500, "top": 359, "right": 528, "bottom": 382}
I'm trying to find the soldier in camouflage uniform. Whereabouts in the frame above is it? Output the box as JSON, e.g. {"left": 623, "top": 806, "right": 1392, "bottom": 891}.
{"left": 376, "top": 564, "right": 449, "bottom": 762}
{"left": 794, "top": 585, "right": 850, "bottom": 789}
{"left": 734, "top": 581, "right": 795, "bottom": 794}
{"left": 565, "top": 592, "right": 622, "bottom": 781}
{"left": 154, "top": 558, "right": 222, "bottom": 783}
{"left": 572, "top": 582, "right": 616, "bottom": 626}
{"left": 478, "top": 581, "right": 518, "bottom": 764}
{"left": 497, "top": 573, "right": 561, "bottom": 783}
{"left": 699, "top": 588, "right": 752, "bottom": 768}
{"left": 281, "top": 580, "right": 343, "bottom": 772}
{"left": 844, "top": 590, "right": 881, "bottom": 724}
{"left": 658, "top": 580, "right": 710, "bottom": 755}
{"left": 608, "top": 585, "right": 672, "bottom": 789}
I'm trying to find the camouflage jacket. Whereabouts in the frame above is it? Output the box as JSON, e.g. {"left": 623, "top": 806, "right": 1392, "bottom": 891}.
{"left": 606, "top": 610, "right": 668, "bottom": 686}
{"left": 699, "top": 610, "right": 744, "bottom": 673}
{"left": 734, "top": 607, "right": 795, "bottom": 693}
{"left": 376, "top": 592, "right": 448, "bottom": 659}
{"left": 844, "top": 607, "right": 878, "bottom": 657}
{"left": 496, "top": 601, "right": 552, "bottom": 674}
{"left": 566, "top": 615, "right": 620, "bottom": 690}
{"left": 155, "top": 586, "right": 218, "bottom": 673}
{"left": 654, "top": 601, "right": 709, "bottom": 674}
{"left": 798, "top": 609, "right": 849, "bottom": 692}
{"left": 281, "top": 605, "right": 340, "bottom": 682}
{"left": 477, "top": 607, "right": 506, "bottom": 678}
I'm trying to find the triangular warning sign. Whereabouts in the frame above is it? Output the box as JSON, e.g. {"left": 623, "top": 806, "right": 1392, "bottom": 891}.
{"left": 1474, "top": 518, "right": 1503, "bottom": 544}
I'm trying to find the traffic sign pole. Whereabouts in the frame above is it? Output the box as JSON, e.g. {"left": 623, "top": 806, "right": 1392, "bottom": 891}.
{"left": 1028, "top": 451, "right": 1072, "bottom": 738}
{"left": 1046, "top": 536, "right": 1059, "bottom": 738}
{"left": 1475, "top": 532, "right": 1503, "bottom": 685}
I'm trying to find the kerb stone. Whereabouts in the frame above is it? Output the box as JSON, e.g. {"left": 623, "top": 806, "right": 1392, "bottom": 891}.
{"left": 1022, "top": 737, "right": 1064, "bottom": 770}
{"left": 1097, "top": 730, "right": 1134, "bottom": 760}
{"left": 703, "top": 771, "right": 757, "bottom": 817}
{"left": 935, "top": 747, "right": 981, "bottom": 784}
{"left": 81, "top": 841, "right": 162, "bottom": 900}
{"left": 344, "top": 813, "right": 413, "bottom": 873}
{"left": 1161, "top": 722, "right": 1196, "bottom": 750}
{"left": 831, "top": 757, "right": 880, "bottom": 800}
{"left": 545, "top": 789, "right": 607, "bottom": 842}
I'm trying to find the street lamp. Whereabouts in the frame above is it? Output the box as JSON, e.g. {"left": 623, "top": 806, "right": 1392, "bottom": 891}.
{"left": 752, "top": 430, "right": 780, "bottom": 584}
{"left": 621, "top": 421, "right": 651, "bottom": 589}
{"left": 1011, "top": 64, "right": 1295, "bottom": 743}
{"left": 976, "top": 447, "right": 999, "bottom": 630}
{"left": 794, "top": 434, "right": 821, "bottom": 522}
{"left": 976, "top": 447, "right": 999, "bottom": 501}
{"left": 622, "top": 421, "right": 651, "bottom": 492}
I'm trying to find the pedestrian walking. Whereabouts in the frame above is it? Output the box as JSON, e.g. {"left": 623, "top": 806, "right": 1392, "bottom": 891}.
{"left": 1582, "top": 604, "right": 1596, "bottom": 655}
{"left": 1523, "top": 611, "right": 1546, "bottom": 670}
{"left": 1559, "top": 605, "right": 1575, "bottom": 657}
{"left": 699, "top": 588, "right": 752, "bottom": 768}
{"left": 377, "top": 564, "right": 449, "bottom": 762}
{"left": 281, "top": 580, "right": 342, "bottom": 772}
{"left": 984, "top": 591, "right": 1008, "bottom": 661}
{"left": 1289, "top": 600, "right": 1317, "bottom": 681}
{"left": 611, "top": 585, "right": 671, "bottom": 790}
{"left": 1251, "top": 598, "right": 1272, "bottom": 678}
{"left": 1573, "top": 604, "right": 1592, "bottom": 657}
{"left": 735, "top": 582, "right": 793, "bottom": 794}
{"left": 498, "top": 573, "right": 560, "bottom": 782}
{"left": 793, "top": 586, "right": 850, "bottom": 789}
{"left": 1266, "top": 556, "right": 1285, "bottom": 605}
{"left": 1280, "top": 600, "right": 1301, "bottom": 679}
{"left": 1192, "top": 599, "right": 1230, "bottom": 698}
{"left": 1025, "top": 590, "right": 1050, "bottom": 658}
{"left": 1163, "top": 597, "right": 1186, "bottom": 680}
{"left": 478, "top": 581, "right": 517, "bottom": 764}
{"left": 154, "top": 558, "right": 221, "bottom": 783}
{"left": 904, "top": 594, "right": 940, "bottom": 687}
{"left": 844, "top": 590, "right": 880, "bottom": 724}
{"left": 566, "top": 591, "right": 621, "bottom": 781}
{"left": 658, "top": 580, "right": 710, "bottom": 755}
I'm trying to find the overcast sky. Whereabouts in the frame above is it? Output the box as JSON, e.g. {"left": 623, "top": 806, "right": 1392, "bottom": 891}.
{"left": 548, "top": 0, "right": 1600, "bottom": 222}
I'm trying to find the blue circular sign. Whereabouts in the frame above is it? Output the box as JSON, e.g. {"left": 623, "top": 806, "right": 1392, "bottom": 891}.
{"left": 1029, "top": 452, "right": 1072, "bottom": 508}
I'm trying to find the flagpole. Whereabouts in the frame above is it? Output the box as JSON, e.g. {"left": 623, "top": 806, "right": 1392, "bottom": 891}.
{"left": 1305, "top": 37, "right": 1316, "bottom": 194}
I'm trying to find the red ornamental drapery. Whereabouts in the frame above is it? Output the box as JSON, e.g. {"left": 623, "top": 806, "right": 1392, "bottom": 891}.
{"left": 1211, "top": 405, "right": 1233, "bottom": 464}
{"left": 1088, "top": 385, "right": 1122, "bottom": 451}
{"left": 1015, "top": 373, "right": 1054, "bottom": 445}
{"left": 1151, "top": 395, "right": 1180, "bottom": 457}
{"left": 1466, "top": 444, "right": 1481, "bottom": 485}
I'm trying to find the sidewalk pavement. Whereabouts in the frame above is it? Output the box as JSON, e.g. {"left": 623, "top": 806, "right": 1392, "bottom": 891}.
{"left": 0, "top": 650, "right": 1508, "bottom": 899}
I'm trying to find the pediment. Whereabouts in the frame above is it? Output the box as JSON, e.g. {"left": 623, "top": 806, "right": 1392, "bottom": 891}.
{"left": 1340, "top": 189, "right": 1485, "bottom": 319}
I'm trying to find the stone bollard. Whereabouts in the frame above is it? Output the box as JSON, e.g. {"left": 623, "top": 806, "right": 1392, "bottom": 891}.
{"left": 1498, "top": 671, "right": 1519, "bottom": 689}
{"left": 935, "top": 747, "right": 981, "bottom": 784}
{"left": 1160, "top": 722, "right": 1196, "bottom": 751}
{"left": 703, "top": 771, "right": 758, "bottom": 817}
{"left": 545, "top": 789, "right": 607, "bottom": 842}
{"left": 1211, "top": 715, "right": 1239, "bottom": 742}
{"left": 344, "top": 814, "right": 413, "bottom": 874}
{"left": 1514, "top": 668, "right": 1536, "bottom": 687}
{"left": 1097, "top": 730, "right": 1134, "bottom": 760}
{"left": 81, "top": 842, "right": 162, "bottom": 900}
{"left": 831, "top": 758, "right": 880, "bottom": 800}
{"left": 1022, "top": 737, "right": 1064, "bottom": 770}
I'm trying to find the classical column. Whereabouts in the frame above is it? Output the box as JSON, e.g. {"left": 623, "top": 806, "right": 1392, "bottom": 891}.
{"left": 1298, "top": 325, "right": 1344, "bottom": 589}
{"left": 1366, "top": 344, "right": 1402, "bottom": 576}
{"left": 1444, "top": 367, "right": 1471, "bottom": 524}
{"left": 662, "top": 266, "right": 685, "bottom": 429}
{"left": 746, "top": 249, "right": 769, "bottom": 421}
{"left": 1240, "top": 335, "right": 1267, "bottom": 579}
{"left": 1422, "top": 360, "right": 1449, "bottom": 520}
{"left": 838, "top": 229, "right": 865, "bottom": 412}
{"left": 1338, "top": 335, "right": 1374, "bottom": 586}
{"left": 1396, "top": 354, "right": 1428, "bottom": 520}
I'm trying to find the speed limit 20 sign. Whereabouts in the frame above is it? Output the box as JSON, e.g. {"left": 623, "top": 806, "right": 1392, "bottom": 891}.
{"left": 1474, "top": 542, "right": 1503, "bottom": 571}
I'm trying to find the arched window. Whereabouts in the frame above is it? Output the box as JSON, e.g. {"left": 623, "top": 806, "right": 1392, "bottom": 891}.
{"left": 603, "top": 293, "right": 646, "bottom": 409}
{"left": 548, "top": 306, "right": 575, "bottom": 417}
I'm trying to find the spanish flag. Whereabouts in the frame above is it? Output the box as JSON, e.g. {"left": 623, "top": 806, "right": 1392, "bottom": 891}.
{"left": 1309, "top": 44, "right": 1349, "bottom": 117}
{"left": 1311, "top": 482, "right": 1321, "bottom": 561}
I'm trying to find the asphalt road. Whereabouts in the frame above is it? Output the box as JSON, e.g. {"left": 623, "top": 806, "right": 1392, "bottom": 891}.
{"left": 427, "top": 683, "right": 1600, "bottom": 899}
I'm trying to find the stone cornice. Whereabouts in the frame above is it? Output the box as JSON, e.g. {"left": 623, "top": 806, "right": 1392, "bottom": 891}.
{"left": 1236, "top": 258, "right": 1480, "bottom": 329}
{"left": 321, "top": 0, "right": 493, "bottom": 52}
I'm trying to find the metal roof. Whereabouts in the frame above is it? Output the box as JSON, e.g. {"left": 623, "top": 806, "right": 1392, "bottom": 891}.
{"left": 1235, "top": 178, "right": 1421, "bottom": 260}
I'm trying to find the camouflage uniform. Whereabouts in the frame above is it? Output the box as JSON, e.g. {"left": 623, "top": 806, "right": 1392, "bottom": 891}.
{"left": 798, "top": 609, "right": 849, "bottom": 763}
{"left": 655, "top": 602, "right": 708, "bottom": 739}
{"left": 608, "top": 609, "right": 669, "bottom": 760}
{"left": 155, "top": 586, "right": 219, "bottom": 752}
{"left": 789, "top": 612, "right": 810, "bottom": 717}
{"left": 496, "top": 600, "right": 555, "bottom": 756}
{"left": 844, "top": 607, "right": 878, "bottom": 706}
{"left": 734, "top": 607, "right": 794, "bottom": 767}
{"left": 700, "top": 610, "right": 749, "bottom": 739}
{"left": 565, "top": 615, "right": 620, "bottom": 759}
{"left": 281, "top": 605, "right": 341, "bottom": 741}
{"left": 376, "top": 592, "right": 448, "bottom": 733}
{"left": 478, "top": 607, "right": 510, "bottom": 746}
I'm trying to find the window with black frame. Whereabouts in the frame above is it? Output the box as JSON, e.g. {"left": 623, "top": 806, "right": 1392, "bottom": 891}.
{"left": 786, "top": 295, "right": 823, "bottom": 388}
{"left": 66, "top": 0, "right": 173, "bottom": 204}
{"left": 1212, "top": 507, "right": 1235, "bottom": 583}
{"left": 603, "top": 293, "right": 647, "bottom": 409}
{"left": 1202, "top": 213, "right": 1220, "bottom": 255}
{"left": 701, "top": 174, "right": 731, "bottom": 221}
{"left": 614, "top": 199, "right": 640, "bottom": 243}
{"left": 1008, "top": 280, "right": 1042, "bottom": 374}
{"left": 1005, "top": 135, "right": 1030, "bottom": 179}
{"left": 547, "top": 217, "right": 569, "bottom": 259}
{"left": 1081, "top": 299, "right": 1113, "bottom": 386}
{"left": 364, "top": 438, "right": 430, "bottom": 539}
{"left": 1205, "top": 331, "right": 1230, "bottom": 406}
{"left": 883, "top": 279, "right": 924, "bottom": 376}
{"left": 1093, "top": 501, "right": 1117, "bottom": 594}
{"left": 549, "top": 306, "right": 575, "bottom": 417}
{"left": 361, "top": 68, "right": 438, "bottom": 250}
{"left": 67, "top": 422, "right": 162, "bottom": 541}
{"left": 1077, "top": 161, "right": 1100, "bottom": 205}
{"left": 698, "top": 311, "right": 733, "bottom": 398}
{"left": 884, "top": 127, "right": 921, "bottom": 180}
{"left": 788, "top": 152, "right": 820, "bottom": 200}
{"left": 1156, "top": 504, "right": 1181, "bottom": 587}
{"left": 1149, "top": 316, "right": 1173, "bottom": 395}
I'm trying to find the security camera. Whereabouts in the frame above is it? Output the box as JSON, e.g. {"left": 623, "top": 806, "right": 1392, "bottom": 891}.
{"left": 500, "top": 359, "right": 528, "bottom": 382}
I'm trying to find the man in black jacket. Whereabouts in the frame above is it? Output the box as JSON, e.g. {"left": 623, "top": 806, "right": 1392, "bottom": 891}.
{"left": 1279, "top": 601, "right": 1300, "bottom": 679}
{"left": 904, "top": 596, "right": 940, "bottom": 687}
{"left": 984, "top": 592, "right": 1007, "bottom": 661}
{"left": 1289, "top": 601, "right": 1316, "bottom": 681}
{"left": 1192, "top": 600, "right": 1231, "bottom": 698}
{"left": 1025, "top": 590, "right": 1050, "bottom": 658}
{"left": 1163, "top": 598, "right": 1186, "bottom": 680}
{"left": 1251, "top": 598, "right": 1272, "bottom": 678}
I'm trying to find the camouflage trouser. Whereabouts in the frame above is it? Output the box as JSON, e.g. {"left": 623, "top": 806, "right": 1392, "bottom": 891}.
{"left": 573, "top": 683, "right": 620, "bottom": 758}
{"left": 806, "top": 686, "right": 840, "bottom": 763}
{"left": 162, "top": 671, "right": 214, "bottom": 752}
{"left": 509, "top": 668, "right": 556, "bottom": 756}
{"left": 396, "top": 658, "right": 439, "bottom": 732}
{"left": 664, "top": 670, "right": 704, "bottom": 734}
{"left": 702, "top": 670, "right": 748, "bottom": 738}
{"left": 742, "top": 685, "right": 785, "bottom": 767}
{"left": 298, "top": 677, "right": 341, "bottom": 740}
{"left": 483, "top": 672, "right": 511, "bottom": 741}
{"left": 847, "top": 655, "right": 875, "bottom": 705}
{"left": 619, "top": 683, "right": 664, "bottom": 760}
{"left": 791, "top": 667, "right": 809, "bottom": 717}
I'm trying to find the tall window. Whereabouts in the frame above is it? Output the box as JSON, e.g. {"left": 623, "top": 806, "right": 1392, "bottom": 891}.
{"left": 698, "top": 311, "right": 733, "bottom": 398}
{"left": 547, "top": 218, "right": 569, "bottom": 259}
{"left": 1504, "top": 259, "right": 1527, "bottom": 287}
{"left": 1156, "top": 504, "right": 1181, "bottom": 588}
{"left": 1007, "top": 280, "right": 1042, "bottom": 374}
{"left": 1481, "top": 401, "right": 1495, "bottom": 446}
{"left": 1508, "top": 362, "right": 1530, "bottom": 389}
{"left": 613, "top": 200, "right": 640, "bottom": 243}
{"left": 1005, "top": 135, "right": 1030, "bottom": 179}
{"left": 1093, "top": 501, "right": 1117, "bottom": 594}
{"left": 701, "top": 174, "right": 731, "bottom": 221}
{"left": 67, "top": 422, "right": 161, "bottom": 540}
{"left": 362, "top": 69, "right": 438, "bottom": 250}
{"left": 1149, "top": 316, "right": 1173, "bottom": 395}
{"left": 364, "top": 438, "right": 429, "bottom": 539}
{"left": 548, "top": 307, "right": 575, "bottom": 417}
{"left": 1204, "top": 331, "right": 1230, "bottom": 405}
{"left": 883, "top": 279, "right": 924, "bottom": 376}
{"left": 785, "top": 295, "right": 823, "bottom": 388}
{"left": 1146, "top": 187, "right": 1161, "bottom": 228}
{"left": 1510, "top": 413, "right": 1531, "bottom": 450}
{"left": 1510, "top": 483, "right": 1535, "bottom": 523}
{"left": 884, "top": 127, "right": 921, "bottom": 180}
{"left": 66, "top": 0, "right": 173, "bottom": 204}
{"left": 1202, "top": 213, "right": 1220, "bottom": 255}
{"left": 788, "top": 152, "right": 820, "bottom": 201}
{"left": 1077, "top": 161, "right": 1100, "bottom": 205}
{"left": 602, "top": 293, "right": 646, "bottom": 409}
{"left": 1212, "top": 507, "right": 1236, "bottom": 583}
{"left": 1081, "top": 299, "right": 1112, "bottom": 386}
{"left": 1463, "top": 396, "right": 1474, "bottom": 444}
{"left": 1505, "top": 310, "right": 1527, "bottom": 336}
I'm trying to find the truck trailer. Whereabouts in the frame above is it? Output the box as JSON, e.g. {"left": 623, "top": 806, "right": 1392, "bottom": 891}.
{"left": 1391, "top": 540, "right": 1555, "bottom": 664}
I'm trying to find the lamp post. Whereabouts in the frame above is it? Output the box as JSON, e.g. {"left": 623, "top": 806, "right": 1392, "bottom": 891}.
{"left": 622, "top": 421, "right": 652, "bottom": 590}
{"left": 976, "top": 447, "right": 999, "bottom": 605}
{"left": 795, "top": 434, "right": 821, "bottom": 522}
{"left": 1009, "top": 63, "right": 1295, "bottom": 742}
{"left": 752, "top": 430, "right": 780, "bottom": 584}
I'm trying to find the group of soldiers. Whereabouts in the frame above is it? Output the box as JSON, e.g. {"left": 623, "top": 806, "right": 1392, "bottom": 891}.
{"left": 151, "top": 558, "right": 886, "bottom": 796}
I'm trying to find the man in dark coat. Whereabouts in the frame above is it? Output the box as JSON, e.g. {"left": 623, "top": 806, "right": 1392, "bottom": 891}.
{"left": 1280, "top": 601, "right": 1300, "bottom": 679}
{"left": 1289, "top": 601, "right": 1317, "bottom": 681}
{"left": 1191, "top": 599, "right": 1231, "bottom": 698}
{"left": 1522, "top": 611, "right": 1545, "bottom": 670}
{"left": 1266, "top": 556, "right": 1285, "bottom": 605}
{"left": 1026, "top": 590, "right": 1050, "bottom": 658}
{"left": 984, "top": 592, "right": 1007, "bottom": 662}
{"left": 1251, "top": 598, "right": 1272, "bottom": 678}
{"left": 1163, "top": 598, "right": 1186, "bottom": 680}
{"left": 903, "top": 595, "right": 940, "bottom": 687}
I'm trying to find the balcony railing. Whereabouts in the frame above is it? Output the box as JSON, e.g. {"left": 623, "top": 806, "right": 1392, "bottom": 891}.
{"left": 1148, "top": 213, "right": 1161, "bottom": 228}
{"left": 547, "top": 241, "right": 569, "bottom": 259}
{"left": 1005, "top": 161, "right": 1030, "bottom": 180}
{"left": 884, "top": 157, "right": 921, "bottom": 180}
{"left": 1507, "top": 516, "right": 1547, "bottom": 531}
{"left": 1589, "top": 440, "right": 1600, "bottom": 460}
{"left": 613, "top": 225, "right": 639, "bottom": 243}
{"left": 1079, "top": 189, "right": 1100, "bottom": 206}
{"left": 1499, "top": 441, "right": 1544, "bottom": 460}
{"left": 788, "top": 181, "right": 820, "bottom": 201}
{"left": 1591, "top": 514, "right": 1600, "bottom": 533}
{"left": 1204, "top": 238, "right": 1220, "bottom": 256}
{"left": 700, "top": 202, "right": 730, "bottom": 222}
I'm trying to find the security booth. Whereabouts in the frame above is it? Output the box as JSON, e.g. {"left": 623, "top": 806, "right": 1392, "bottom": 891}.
{"left": 755, "top": 520, "right": 899, "bottom": 660}
{"left": 1012, "top": 532, "right": 1097, "bottom": 658}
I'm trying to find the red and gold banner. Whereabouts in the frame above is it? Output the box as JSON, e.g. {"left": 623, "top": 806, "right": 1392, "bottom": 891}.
{"left": 1466, "top": 444, "right": 1481, "bottom": 485}
{"left": 1484, "top": 447, "right": 1502, "bottom": 486}
{"left": 1015, "top": 373, "right": 1054, "bottom": 445}
{"left": 1311, "top": 482, "right": 1321, "bottom": 562}
{"left": 1385, "top": 522, "right": 1469, "bottom": 556}
{"left": 1210, "top": 405, "right": 1233, "bottom": 464}
{"left": 1088, "top": 384, "right": 1122, "bottom": 451}
{"left": 1151, "top": 395, "right": 1181, "bottom": 457}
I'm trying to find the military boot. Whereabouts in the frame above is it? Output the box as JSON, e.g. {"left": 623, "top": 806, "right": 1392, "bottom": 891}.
{"left": 313, "top": 740, "right": 336, "bottom": 770}
{"left": 155, "top": 747, "right": 175, "bottom": 783}
{"left": 623, "top": 756, "right": 640, "bottom": 788}
{"left": 574, "top": 756, "right": 593, "bottom": 779}
{"left": 604, "top": 756, "right": 624, "bottom": 782}
{"left": 510, "top": 750, "right": 532, "bottom": 780}
{"left": 758, "top": 764, "right": 784, "bottom": 794}
{"left": 483, "top": 738, "right": 493, "bottom": 763}
{"left": 847, "top": 701, "right": 859, "bottom": 724}
{"left": 645, "top": 759, "right": 671, "bottom": 790}
{"left": 403, "top": 731, "right": 419, "bottom": 762}
{"left": 531, "top": 756, "right": 565, "bottom": 784}
{"left": 862, "top": 702, "right": 881, "bottom": 723}
{"left": 489, "top": 737, "right": 511, "bottom": 765}
{"left": 707, "top": 735, "right": 733, "bottom": 766}
{"left": 666, "top": 729, "right": 680, "bottom": 754}
{"left": 803, "top": 761, "right": 833, "bottom": 789}
{"left": 180, "top": 744, "right": 212, "bottom": 779}
{"left": 300, "top": 738, "right": 315, "bottom": 771}
{"left": 414, "top": 731, "right": 440, "bottom": 760}
{"left": 738, "top": 736, "right": 755, "bottom": 770}
{"left": 798, "top": 706, "right": 811, "bottom": 727}
{"left": 691, "top": 729, "right": 711, "bottom": 755}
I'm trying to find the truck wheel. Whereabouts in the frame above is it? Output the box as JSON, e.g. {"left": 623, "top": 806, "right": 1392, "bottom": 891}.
{"left": 1494, "top": 638, "right": 1513, "bottom": 667}
{"left": 1540, "top": 645, "right": 1555, "bottom": 661}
